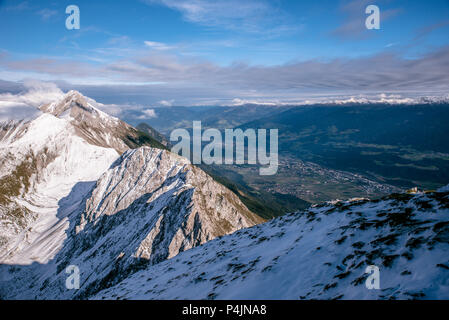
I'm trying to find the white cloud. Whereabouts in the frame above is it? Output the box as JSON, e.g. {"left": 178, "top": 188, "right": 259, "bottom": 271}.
{"left": 144, "top": 41, "right": 175, "bottom": 51}
{"left": 89, "top": 101, "right": 125, "bottom": 117}
{"left": 147, "top": 0, "right": 267, "bottom": 24}
{"left": 15, "top": 80, "right": 64, "bottom": 106}
{"left": 0, "top": 80, "right": 64, "bottom": 121}
{"left": 145, "top": 0, "right": 293, "bottom": 34}
{"left": 138, "top": 108, "right": 158, "bottom": 119}
{"left": 158, "top": 100, "right": 174, "bottom": 107}
{"left": 231, "top": 98, "right": 277, "bottom": 106}
{"left": 37, "top": 8, "right": 58, "bottom": 21}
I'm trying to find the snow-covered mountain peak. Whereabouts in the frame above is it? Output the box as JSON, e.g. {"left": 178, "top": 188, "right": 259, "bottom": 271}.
{"left": 0, "top": 110, "right": 120, "bottom": 264}
{"left": 0, "top": 90, "right": 171, "bottom": 264}
{"left": 38, "top": 90, "right": 166, "bottom": 154}
{"left": 40, "top": 90, "right": 114, "bottom": 122}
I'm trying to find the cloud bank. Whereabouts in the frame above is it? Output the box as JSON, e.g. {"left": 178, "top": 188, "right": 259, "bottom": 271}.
{"left": 0, "top": 80, "right": 64, "bottom": 121}
{"left": 2, "top": 45, "right": 449, "bottom": 99}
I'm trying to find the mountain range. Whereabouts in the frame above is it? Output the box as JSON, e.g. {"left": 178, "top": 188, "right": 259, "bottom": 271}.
{"left": 0, "top": 91, "right": 262, "bottom": 266}
{"left": 0, "top": 90, "right": 448, "bottom": 300}
{"left": 135, "top": 101, "right": 449, "bottom": 214}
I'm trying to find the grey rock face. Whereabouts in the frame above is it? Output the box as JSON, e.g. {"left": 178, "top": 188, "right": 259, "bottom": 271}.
{"left": 78, "top": 147, "right": 262, "bottom": 260}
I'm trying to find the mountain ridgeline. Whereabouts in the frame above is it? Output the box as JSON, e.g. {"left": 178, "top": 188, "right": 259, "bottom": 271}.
{"left": 0, "top": 91, "right": 263, "bottom": 269}
{"left": 40, "top": 90, "right": 166, "bottom": 152}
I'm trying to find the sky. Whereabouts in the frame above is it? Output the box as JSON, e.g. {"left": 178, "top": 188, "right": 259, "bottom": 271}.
{"left": 0, "top": 0, "right": 449, "bottom": 119}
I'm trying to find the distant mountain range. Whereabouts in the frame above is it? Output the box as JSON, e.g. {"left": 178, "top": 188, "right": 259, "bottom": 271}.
{"left": 272, "top": 94, "right": 449, "bottom": 106}
{"left": 135, "top": 101, "right": 449, "bottom": 213}
{"left": 239, "top": 103, "right": 449, "bottom": 190}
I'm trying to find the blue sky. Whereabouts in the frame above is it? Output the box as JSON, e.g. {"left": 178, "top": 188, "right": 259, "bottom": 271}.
{"left": 0, "top": 0, "right": 449, "bottom": 115}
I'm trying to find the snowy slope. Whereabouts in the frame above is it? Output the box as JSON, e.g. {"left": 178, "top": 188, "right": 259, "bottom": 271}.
{"left": 0, "top": 146, "right": 263, "bottom": 299}
{"left": 1, "top": 185, "right": 447, "bottom": 299}
{"left": 0, "top": 112, "right": 119, "bottom": 264}
{"left": 0, "top": 90, "right": 167, "bottom": 264}
{"left": 86, "top": 188, "right": 449, "bottom": 300}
